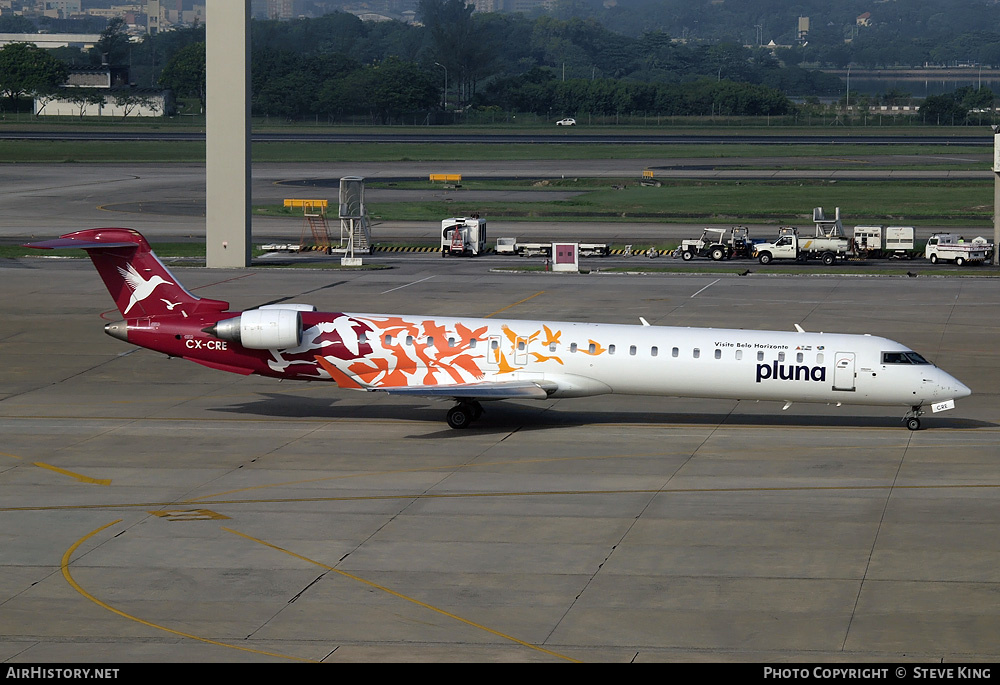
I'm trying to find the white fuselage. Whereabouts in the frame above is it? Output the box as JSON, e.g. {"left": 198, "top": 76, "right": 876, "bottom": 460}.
{"left": 296, "top": 313, "right": 970, "bottom": 410}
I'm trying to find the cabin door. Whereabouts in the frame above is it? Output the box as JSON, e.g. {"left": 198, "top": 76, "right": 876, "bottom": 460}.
{"left": 833, "top": 352, "right": 856, "bottom": 391}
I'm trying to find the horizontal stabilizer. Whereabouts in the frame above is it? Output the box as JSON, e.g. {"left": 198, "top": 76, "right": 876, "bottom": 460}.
{"left": 25, "top": 237, "right": 138, "bottom": 251}
{"left": 378, "top": 380, "right": 553, "bottom": 401}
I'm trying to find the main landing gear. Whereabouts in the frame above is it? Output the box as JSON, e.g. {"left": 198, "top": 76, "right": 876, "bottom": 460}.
{"left": 903, "top": 405, "right": 924, "bottom": 431}
{"left": 447, "top": 400, "right": 484, "bottom": 429}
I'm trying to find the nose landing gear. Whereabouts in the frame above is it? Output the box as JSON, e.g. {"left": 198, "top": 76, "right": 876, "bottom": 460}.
{"left": 903, "top": 405, "right": 924, "bottom": 431}
{"left": 447, "top": 400, "right": 484, "bottom": 429}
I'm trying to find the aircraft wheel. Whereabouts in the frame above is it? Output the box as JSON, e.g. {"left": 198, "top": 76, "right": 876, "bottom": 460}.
{"left": 906, "top": 417, "right": 921, "bottom": 431}
{"left": 447, "top": 405, "right": 473, "bottom": 429}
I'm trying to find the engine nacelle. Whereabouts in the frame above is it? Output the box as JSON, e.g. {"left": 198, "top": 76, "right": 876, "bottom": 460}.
{"left": 209, "top": 309, "right": 303, "bottom": 349}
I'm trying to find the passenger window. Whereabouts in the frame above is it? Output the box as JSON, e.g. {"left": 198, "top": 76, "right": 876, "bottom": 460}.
{"left": 796, "top": 352, "right": 803, "bottom": 363}
{"left": 778, "top": 352, "right": 785, "bottom": 362}
{"left": 518, "top": 341, "right": 525, "bottom": 351}
{"left": 629, "top": 345, "right": 636, "bottom": 356}
{"left": 570, "top": 343, "right": 578, "bottom": 353}
{"left": 359, "top": 333, "right": 368, "bottom": 344}
{"left": 448, "top": 337, "right": 456, "bottom": 348}
{"left": 469, "top": 338, "right": 477, "bottom": 348}
{"left": 406, "top": 335, "right": 413, "bottom": 346}
{"left": 715, "top": 349, "right": 722, "bottom": 359}
{"left": 693, "top": 348, "right": 700, "bottom": 359}
{"left": 608, "top": 344, "right": 616, "bottom": 355}
{"left": 817, "top": 353, "right": 824, "bottom": 364}
{"left": 651, "top": 346, "right": 658, "bottom": 357}
{"left": 427, "top": 337, "right": 434, "bottom": 347}
{"left": 736, "top": 350, "right": 743, "bottom": 361}
{"left": 672, "top": 347, "right": 679, "bottom": 357}
{"left": 549, "top": 343, "right": 557, "bottom": 352}
{"left": 588, "top": 343, "right": 596, "bottom": 354}
{"left": 384, "top": 335, "right": 393, "bottom": 346}
{"left": 757, "top": 351, "right": 764, "bottom": 361}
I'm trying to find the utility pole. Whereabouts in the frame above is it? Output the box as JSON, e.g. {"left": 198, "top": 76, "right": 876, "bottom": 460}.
{"left": 434, "top": 62, "right": 447, "bottom": 110}
{"left": 993, "top": 126, "right": 1000, "bottom": 266}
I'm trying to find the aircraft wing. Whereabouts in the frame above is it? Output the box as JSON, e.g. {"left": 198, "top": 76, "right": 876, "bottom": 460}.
{"left": 375, "top": 380, "right": 554, "bottom": 401}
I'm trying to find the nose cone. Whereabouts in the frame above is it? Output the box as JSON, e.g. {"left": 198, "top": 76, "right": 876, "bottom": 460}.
{"left": 941, "top": 369, "right": 971, "bottom": 400}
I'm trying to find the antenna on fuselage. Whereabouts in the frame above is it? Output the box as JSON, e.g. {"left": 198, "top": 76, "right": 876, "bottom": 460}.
{"left": 794, "top": 324, "right": 805, "bottom": 333}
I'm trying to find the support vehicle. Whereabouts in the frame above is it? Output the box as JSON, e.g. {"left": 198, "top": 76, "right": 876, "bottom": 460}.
{"left": 753, "top": 230, "right": 851, "bottom": 265}
{"left": 754, "top": 207, "right": 852, "bottom": 265}
{"left": 925, "top": 234, "right": 989, "bottom": 265}
{"left": 852, "top": 225, "right": 916, "bottom": 259}
{"left": 496, "top": 238, "right": 608, "bottom": 257}
{"left": 677, "top": 228, "right": 732, "bottom": 261}
{"left": 441, "top": 216, "right": 487, "bottom": 257}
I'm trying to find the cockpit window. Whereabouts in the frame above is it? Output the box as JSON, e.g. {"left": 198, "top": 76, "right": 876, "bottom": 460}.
{"left": 882, "top": 351, "right": 931, "bottom": 365}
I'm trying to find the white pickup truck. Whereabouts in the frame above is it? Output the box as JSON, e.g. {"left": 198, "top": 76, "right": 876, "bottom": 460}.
{"left": 753, "top": 232, "right": 851, "bottom": 265}
{"left": 925, "top": 234, "right": 989, "bottom": 265}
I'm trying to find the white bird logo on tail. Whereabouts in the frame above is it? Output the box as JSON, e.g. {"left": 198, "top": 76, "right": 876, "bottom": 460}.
{"left": 117, "top": 264, "right": 172, "bottom": 314}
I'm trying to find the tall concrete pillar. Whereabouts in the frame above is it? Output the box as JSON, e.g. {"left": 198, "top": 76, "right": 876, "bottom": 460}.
{"left": 206, "top": 1, "right": 251, "bottom": 268}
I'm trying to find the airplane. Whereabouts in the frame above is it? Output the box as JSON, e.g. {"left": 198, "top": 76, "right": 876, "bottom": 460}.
{"left": 27, "top": 228, "right": 971, "bottom": 431}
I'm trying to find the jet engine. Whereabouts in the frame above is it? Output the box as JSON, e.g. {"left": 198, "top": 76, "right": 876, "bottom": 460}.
{"left": 206, "top": 309, "right": 303, "bottom": 349}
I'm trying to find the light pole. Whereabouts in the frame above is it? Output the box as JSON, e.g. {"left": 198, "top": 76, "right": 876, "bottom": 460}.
{"left": 434, "top": 62, "right": 447, "bottom": 110}
{"left": 846, "top": 65, "right": 851, "bottom": 111}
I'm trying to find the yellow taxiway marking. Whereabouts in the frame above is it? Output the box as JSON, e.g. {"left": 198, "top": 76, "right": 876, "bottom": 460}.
{"left": 223, "top": 527, "right": 580, "bottom": 663}
{"left": 484, "top": 290, "right": 545, "bottom": 318}
{"left": 2, "top": 451, "right": 109, "bottom": 485}
{"left": 61, "top": 521, "right": 314, "bottom": 663}
{"left": 33, "top": 462, "right": 111, "bottom": 486}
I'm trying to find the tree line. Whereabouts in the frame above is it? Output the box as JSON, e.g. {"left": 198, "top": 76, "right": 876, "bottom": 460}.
{"left": 550, "top": 0, "right": 1000, "bottom": 69}
{"left": 1, "top": 2, "right": 995, "bottom": 124}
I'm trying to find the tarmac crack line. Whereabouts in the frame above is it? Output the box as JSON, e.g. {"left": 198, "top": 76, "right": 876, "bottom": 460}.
{"left": 542, "top": 420, "right": 727, "bottom": 646}
{"left": 223, "top": 526, "right": 580, "bottom": 662}
{"left": 841, "top": 433, "right": 911, "bottom": 653}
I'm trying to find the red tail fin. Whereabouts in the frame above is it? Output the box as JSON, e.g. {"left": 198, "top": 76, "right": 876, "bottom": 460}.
{"left": 26, "top": 229, "right": 229, "bottom": 318}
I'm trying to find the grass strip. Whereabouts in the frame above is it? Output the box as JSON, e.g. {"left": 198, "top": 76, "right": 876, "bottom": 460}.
{"left": 255, "top": 178, "right": 997, "bottom": 227}
{"left": 0, "top": 140, "right": 987, "bottom": 164}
